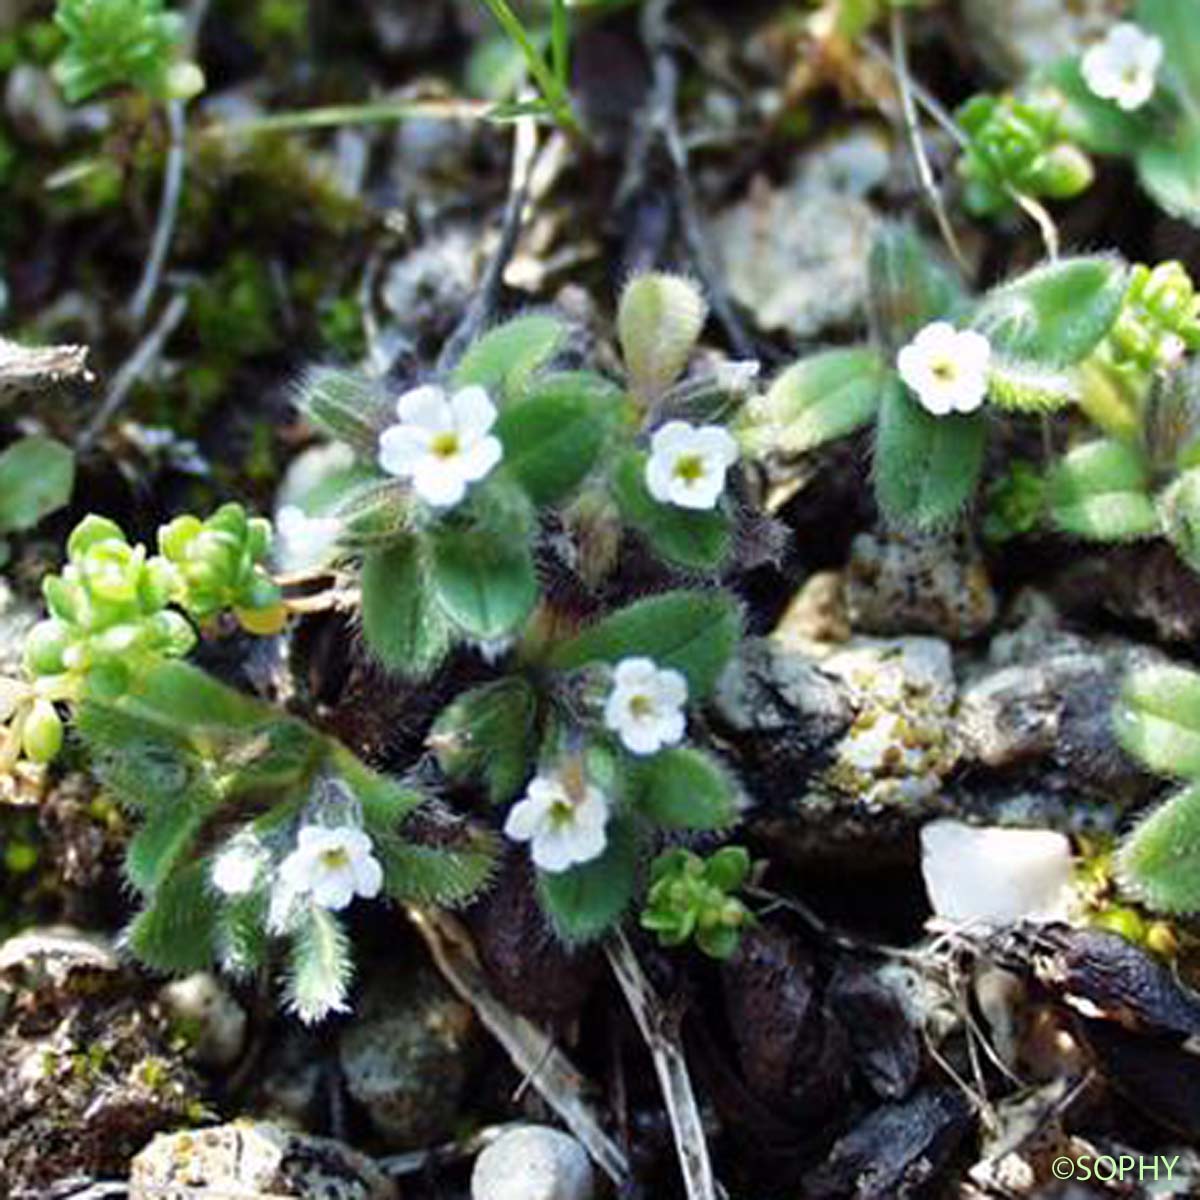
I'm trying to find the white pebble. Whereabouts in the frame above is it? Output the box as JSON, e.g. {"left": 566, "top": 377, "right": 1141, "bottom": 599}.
{"left": 921, "top": 819, "right": 1073, "bottom": 925}
{"left": 471, "top": 1125, "right": 595, "bottom": 1200}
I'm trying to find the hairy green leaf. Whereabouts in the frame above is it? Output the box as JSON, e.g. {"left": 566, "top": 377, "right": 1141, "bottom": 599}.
{"left": 631, "top": 748, "right": 739, "bottom": 830}
{"left": 292, "top": 367, "right": 391, "bottom": 458}
{"left": 868, "top": 224, "right": 967, "bottom": 350}
{"left": 971, "top": 257, "right": 1129, "bottom": 365}
{"left": 873, "top": 379, "right": 987, "bottom": 529}
{"left": 987, "top": 360, "right": 1080, "bottom": 412}
{"left": 452, "top": 315, "right": 566, "bottom": 402}
{"left": 1118, "top": 783, "right": 1200, "bottom": 914}
{"left": 429, "top": 526, "right": 538, "bottom": 639}
{"left": 124, "top": 861, "right": 219, "bottom": 974}
{"left": 1046, "top": 439, "right": 1160, "bottom": 541}
{"left": 361, "top": 537, "right": 453, "bottom": 677}
{"left": 738, "top": 348, "right": 885, "bottom": 457}
{"left": 1115, "top": 665, "right": 1200, "bottom": 778}
{"left": 286, "top": 906, "right": 353, "bottom": 1024}
{"left": 611, "top": 451, "right": 732, "bottom": 571}
{"left": 537, "top": 815, "right": 639, "bottom": 943}
{"left": 495, "top": 372, "right": 617, "bottom": 505}
{"left": 551, "top": 589, "right": 741, "bottom": 698}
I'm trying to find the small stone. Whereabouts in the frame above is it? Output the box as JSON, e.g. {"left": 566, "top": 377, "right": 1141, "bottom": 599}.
{"left": 159, "top": 973, "right": 247, "bottom": 1069}
{"left": 844, "top": 527, "right": 997, "bottom": 642}
{"left": 711, "top": 637, "right": 854, "bottom": 803}
{"left": 129, "top": 1121, "right": 395, "bottom": 1200}
{"left": 471, "top": 1125, "right": 595, "bottom": 1200}
{"left": 775, "top": 571, "right": 851, "bottom": 646}
{"left": 961, "top": 0, "right": 1122, "bottom": 81}
{"left": 712, "top": 132, "right": 883, "bottom": 337}
{"left": 921, "top": 819, "right": 1073, "bottom": 924}
{"left": 958, "top": 614, "right": 1162, "bottom": 802}
{"left": 818, "top": 637, "right": 959, "bottom": 807}
{"left": 338, "top": 965, "right": 474, "bottom": 1149}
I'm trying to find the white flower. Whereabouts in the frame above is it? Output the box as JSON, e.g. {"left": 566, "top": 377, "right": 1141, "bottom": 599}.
{"left": 503, "top": 772, "right": 610, "bottom": 873}
{"left": 275, "top": 825, "right": 384, "bottom": 913}
{"left": 645, "top": 421, "right": 739, "bottom": 510}
{"left": 896, "top": 321, "right": 992, "bottom": 417}
{"left": 1082, "top": 23, "right": 1163, "bottom": 112}
{"left": 603, "top": 656, "right": 688, "bottom": 756}
{"left": 210, "top": 840, "right": 265, "bottom": 896}
{"left": 378, "top": 383, "right": 503, "bottom": 509}
{"left": 273, "top": 505, "right": 343, "bottom": 574}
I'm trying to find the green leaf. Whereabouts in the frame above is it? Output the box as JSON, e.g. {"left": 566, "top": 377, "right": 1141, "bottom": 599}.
{"left": 334, "top": 748, "right": 426, "bottom": 829}
{"left": 125, "top": 861, "right": 219, "bottom": 974}
{"left": 867, "top": 224, "right": 968, "bottom": 351}
{"left": 618, "top": 273, "right": 708, "bottom": 399}
{"left": 551, "top": 589, "right": 741, "bottom": 698}
{"left": 873, "top": 378, "right": 987, "bottom": 529}
{"left": 987, "top": 359, "right": 1080, "bottom": 412}
{"left": 429, "top": 678, "right": 539, "bottom": 803}
{"left": 451, "top": 315, "right": 566, "bottom": 402}
{"left": 971, "top": 256, "right": 1129, "bottom": 365}
{"left": 1138, "top": 124, "right": 1200, "bottom": 227}
{"left": 705, "top": 845, "right": 752, "bottom": 891}
{"left": 1046, "top": 439, "right": 1160, "bottom": 541}
{"left": 374, "top": 833, "right": 498, "bottom": 906}
{"left": 1119, "top": 783, "right": 1200, "bottom": 914}
{"left": 429, "top": 526, "right": 538, "bottom": 640}
{"left": 611, "top": 451, "right": 732, "bottom": 571}
{"left": 1138, "top": 0, "right": 1200, "bottom": 112}
{"left": 1044, "top": 58, "right": 1147, "bottom": 156}
{"left": 120, "top": 661, "right": 273, "bottom": 732}
{"left": 125, "top": 787, "right": 213, "bottom": 895}
{"left": 1114, "top": 665, "right": 1200, "bottom": 778}
{"left": 537, "top": 816, "right": 639, "bottom": 943}
{"left": 737, "top": 348, "right": 885, "bottom": 457}
{"left": 495, "top": 372, "right": 617, "bottom": 505}
{"left": 361, "top": 537, "right": 453, "bottom": 677}
{"left": 0, "top": 436, "right": 75, "bottom": 533}
{"left": 286, "top": 905, "right": 353, "bottom": 1024}
{"left": 631, "top": 748, "right": 739, "bottom": 831}
{"left": 292, "top": 367, "right": 390, "bottom": 458}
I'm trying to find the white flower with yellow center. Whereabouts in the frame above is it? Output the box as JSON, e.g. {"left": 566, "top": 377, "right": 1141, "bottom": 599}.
{"left": 503, "top": 771, "right": 610, "bottom": 873}
{"left": 1082, "top": 23, "right": 1164, "bottom": 112}
{"left": 276, "top": 825, "right": 384, "bottom": 913}
{"left": 378, "top": 383, "right": 503, "bottom": 508}
{"left": 897, "top": 321, "right": 992, "bottom": 417}
{"left": 645, "top": 420, "right": 739, "bottom": 510}
{"left": 603, "top": 656, "right": 688, "bottom": 756}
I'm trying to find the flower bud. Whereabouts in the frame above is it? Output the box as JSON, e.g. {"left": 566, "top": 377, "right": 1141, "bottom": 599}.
{"left": 1031, "top": 143, "right": 1094, "bottom": 199}
{"left": 165, "top": 60, "right": 205, "bottom": 102}
{"left": 618, "top": 273, "right": 708, "bottom": 401}
{"left": 235, "top": 600, "right": 288, "bottom": 637}
{"left": 67, "top": 515, "right": 125, "bottom": 561}
{"left": 22, "top": 699, "right": 63, "bottom": 764}
{"left": 24, "top": 619, "right": 71, "bottom": 676}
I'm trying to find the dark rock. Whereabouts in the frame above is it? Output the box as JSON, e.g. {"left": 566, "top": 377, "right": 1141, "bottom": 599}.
{"left": 829, "top": 961, "right": 922, "bottom": 1101}
{"left": 804, "top": 1085, "right": 973, "bottom": 1199}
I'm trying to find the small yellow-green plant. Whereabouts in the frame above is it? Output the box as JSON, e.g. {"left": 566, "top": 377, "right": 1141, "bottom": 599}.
{"left": 641, "top": 846, "right": 753, "bottom": 959}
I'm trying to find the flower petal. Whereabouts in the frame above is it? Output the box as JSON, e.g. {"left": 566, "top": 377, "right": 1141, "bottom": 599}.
{"left": 412, "top": 458, "right": 469, "bottom": 508}
{"left": 456, "top": 435, "right": 503, "bottom": 484}
{"left": 504, "top": 795, "right": 550, "bottom": 841}
{"left": 353, "top": 853, "right": 384, "bottom": 899}
{"left": 451, "top": 386, "right": 498, "bottom": 441}
{"left": 379, "top": 424, "right": 430, "bottom": 478}
{"left": 396, "top": 384, "right": 451, "bottom": 429}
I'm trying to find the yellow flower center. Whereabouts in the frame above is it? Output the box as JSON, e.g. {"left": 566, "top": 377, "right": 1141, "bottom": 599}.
{"left": 629, "top": 693, "right": 655, "bottom": 719}
{"left": 431, "top": 432, "right": 460, "bottom": 458}
{"left": 930, "top": 356, "right": 957, "bottom": 383}
{"left": 319, "top": 848, "right": 350, "bottom": 870}
{"left": 548, "top": 799, "right": 575, "bottom": 829}
{"left": 673, "top": 454, "right": 705, "bottom": 483}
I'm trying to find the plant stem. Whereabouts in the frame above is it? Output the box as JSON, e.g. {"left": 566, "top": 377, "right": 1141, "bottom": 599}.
{"left": 477, "top": 0, "right": 581, "bottom": 134}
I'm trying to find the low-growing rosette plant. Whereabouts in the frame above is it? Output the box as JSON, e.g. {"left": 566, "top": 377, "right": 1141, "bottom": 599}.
{"left": 429, "top": 587, "right": 744, "bottom": 942}
{"left": 640, "top": 846, "right": 754, "bottom": 960}
{"left": 289, "top": 272, "right": 754, "bottom": 684}
{"left": 4, "top": 504, "right": 495, "bottom": 1023}
{"left": 736, "top": 223, "right": 1130, "bottom": 529}
{"left": 1046, "top": 0, "right": 1200, "bottom": 226}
